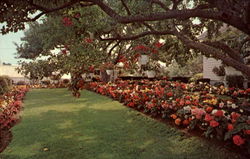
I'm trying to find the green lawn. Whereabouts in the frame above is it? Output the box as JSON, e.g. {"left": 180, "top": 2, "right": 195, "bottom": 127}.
{"left": 0, "top": 89, "right": 244, "bottom": 159}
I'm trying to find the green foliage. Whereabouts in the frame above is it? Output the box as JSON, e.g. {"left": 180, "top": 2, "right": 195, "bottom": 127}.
{"left": 0, "top": 76, "right": 12, "bottom": 95}
{"left": 225, "top": 75, "right": 245, "bottom": 88}
{"left": 167, "top": 56, "right": 203, "bottom": 77}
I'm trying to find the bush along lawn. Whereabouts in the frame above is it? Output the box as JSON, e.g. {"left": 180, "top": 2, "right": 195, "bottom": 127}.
{"left": 86, "top": 80, "right": 250, "bottom": 156}
{"left": 0, "top": 86, "right": 29, "bottom": 152}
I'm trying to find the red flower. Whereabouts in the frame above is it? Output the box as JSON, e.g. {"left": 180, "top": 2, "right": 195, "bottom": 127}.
{"left": 166, "top": 92, "right": 173, "bottom": 97}
{"left": 185, "top": 95, "right": 191, "bottom": 100}
{"left": 74, "top": 13, "right": 81, "bottom": 18}
{"left": 205, "top": 106, "right": 213, "bottom": 113}
{"left": 210, "top": 120, "right": 219, "bottom": 127}
{"left": 154, "top": 42, "right": 163, "bottom": 48}
{"left": 133, "top": 45, "right": 149, "bottom": 52}
{"left": 231, "top": 112, "right": 241, "bottom": 123}
{"left": 227, "top": 124, "right": 234, "bottom": 131}
{"left": 62, "top": 17, "right": 73, "bottom": 26}
{"left": 61, "top": 49, "right": 67, "bottom": 54}
{"left": 244, "top": 130, "right": 250, "bottom": 135}
{"left": 89, "top": 65, "right": 95, "bottom": 72}
{"left": 215, "top": 110, "right": 224, "bottom": 117}
{"left": 127, "top": 102, "right": 135, "bottom": 107}
{"left": 185, "top": 100, "right": 191, "bottom": 105}
{"left": 204, "top": 114, "right": 213, "bottom": 122}
{"left": 233, "top": 135, "right": 245, "bottom": 146}
{"left": 85, "top": 38, "right": 93, "bottom": 43}
{"left": 151, "top": 48, "right": 158, "bottom": 54}
{"left": 246, "top": 88, "right": 250, "bottom": 93}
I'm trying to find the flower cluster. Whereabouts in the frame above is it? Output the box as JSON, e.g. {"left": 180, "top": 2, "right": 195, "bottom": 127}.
{"left": 0, "top": 86, "right": 29, "bottom": 152}
{"left": 62, "top": 17, "right": 73, "bottom": 26}
{"left": 86, "top": 79, "right": 250, "bottom": 151}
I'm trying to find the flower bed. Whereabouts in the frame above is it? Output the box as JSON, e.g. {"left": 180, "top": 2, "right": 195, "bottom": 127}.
{"left": 0, "top": 87, "right": 29, "bottom": 152}
{"left": 86, "top": 80, "right": 250, "bottom": 154}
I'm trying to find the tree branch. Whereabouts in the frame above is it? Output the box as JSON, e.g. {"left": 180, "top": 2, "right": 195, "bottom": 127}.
{"left": 203, "top": 41, "right": 242, "bottom": 62}
{"left": 121, "top": 0, "right": 131, "bottom": 15}
{"left": 150, "top": 0, "right": 169, "bottom": 11}
{"left": 173, "top": 30, "right": 250, "bottom": 78}
{"left": 99, "top": 30, "right": 174, "bottom": 41}
{"left": 92, "top": 0, "right": 250, "bottom": 35}
{"left": 108, "top": 41, "right": 121, "bottom": 56}
{"left": 27, "top": 0, "right": 93, "bottom": 21}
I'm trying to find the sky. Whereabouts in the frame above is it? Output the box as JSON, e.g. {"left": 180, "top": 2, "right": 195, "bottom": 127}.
{"left": 0, "top": 29, "right": 25, "bottom": 65}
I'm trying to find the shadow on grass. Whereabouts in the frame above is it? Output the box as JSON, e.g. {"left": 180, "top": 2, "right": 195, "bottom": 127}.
{"left": 0, "top": 89, "right": 245, "bottom": 159}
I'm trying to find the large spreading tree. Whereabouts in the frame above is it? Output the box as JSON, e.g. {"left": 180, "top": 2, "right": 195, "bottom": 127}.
{"left": 1, "top": 0, "right": 250, "bottom": 78}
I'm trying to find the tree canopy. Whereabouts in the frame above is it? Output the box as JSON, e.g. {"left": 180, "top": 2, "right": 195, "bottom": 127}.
{"left": 1, "top": 0, "right": 250, "bottom": 78}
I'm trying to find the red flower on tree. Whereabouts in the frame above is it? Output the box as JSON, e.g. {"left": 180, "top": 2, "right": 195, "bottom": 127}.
{"left": 62, "top": 17, "right": 73, "bottom": 26}
{"left": 85, "top": 38, "right": 93, "bottom": 43}
{"left": 154, "top": 41, "right": 163, "bottom": 48}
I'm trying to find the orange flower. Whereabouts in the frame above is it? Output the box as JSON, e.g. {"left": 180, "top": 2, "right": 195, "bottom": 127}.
{"left": 205, "top": 106, "right": 213, "bottom": 113}
{"left": 183, "top": 119, "right": 190, "bottom": 126}
{"left": 170, "top": 114, "right": 177, "bottom": 119}
{"left": 175, "top": 118, "right": 182, "bottom": 126}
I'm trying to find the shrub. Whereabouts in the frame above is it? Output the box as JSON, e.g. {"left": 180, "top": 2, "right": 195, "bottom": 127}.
{"left": 171, "top": 77, "right": 190, "bottom": 83}
{"left": 0, "top": 76, "right": 12, "bottom": 95}
{"left": 16, "top": 81, "right": 26, "bottom": 85}
{"left": 196, "top": 78, "right": 210, "bottom": 84}
{"left": 190, "top": 73, "right": 203, "bottom": 82}
{"left": 214, "top": 82, "right": 225, "bottom": 87}
{"left": 226, "top": 75, "right": 244, "bottom": 88}
{"left": 41, "top": 80, "right": 51, "bottom": 85}
{"left": 62, "top": 79, "right": 70, "bottom": 84}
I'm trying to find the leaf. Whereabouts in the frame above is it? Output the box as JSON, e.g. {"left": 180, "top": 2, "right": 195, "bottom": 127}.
{"left": 204, "top": 126, "right": 214, "bottom": 138}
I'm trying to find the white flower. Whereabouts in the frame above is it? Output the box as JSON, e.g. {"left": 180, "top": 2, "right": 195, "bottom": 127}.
{"left": 240, "top": 109, "right": 244, "bottom": 113}
{"left": 211, "top": 109, "right": 218, "bottom": 115}
{"left": 231, "top": 104, "right": 238, "bottom": 109}
{"left": 219, "top": 102, "right": 224, "bottom": 108}
{"left": 183, "top": 106, "right": 191, "bottom": 112}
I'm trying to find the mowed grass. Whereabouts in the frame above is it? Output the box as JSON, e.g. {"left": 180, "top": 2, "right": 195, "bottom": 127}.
{"left": 0, "top": 89, "right": 244, "bottom": 159}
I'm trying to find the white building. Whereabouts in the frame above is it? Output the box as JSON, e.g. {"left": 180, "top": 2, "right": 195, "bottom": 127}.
{"left": 203, "top": 57, "right": 249, "bottom": 88}
{"left": 0, "top": 63, "right": 30, "bottom": 83}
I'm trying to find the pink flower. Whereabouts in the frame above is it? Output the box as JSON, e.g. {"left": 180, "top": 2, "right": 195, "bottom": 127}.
{"left": 233, "top": 135, "right": 245, "bottom": 146}
{"left": 191, "top": 108, "right": 205, "bottom": 119}
{"left": 210, "top": 120, "right": 219, "bottom": 127}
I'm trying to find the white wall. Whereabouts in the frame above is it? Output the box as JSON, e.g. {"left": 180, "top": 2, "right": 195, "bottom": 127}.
{"left": 0, "top": 65, "right": 29, "bottom": 83}
{"left": 203, "top": 57, "right": 223, "bottom": 81}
